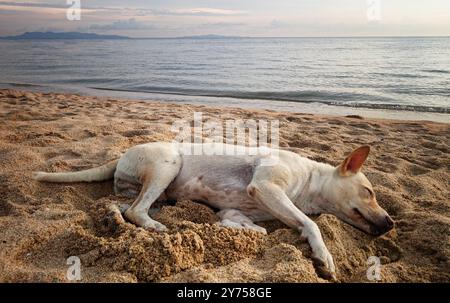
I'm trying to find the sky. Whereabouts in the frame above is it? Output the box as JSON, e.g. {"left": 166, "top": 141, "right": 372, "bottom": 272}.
{"left": 0, "top": 0, "right": 449, "bottom": 37}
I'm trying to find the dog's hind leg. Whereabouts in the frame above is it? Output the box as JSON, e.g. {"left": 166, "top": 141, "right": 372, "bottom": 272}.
{"left": 124, "top": 153, "right": 182, "bottom": 232}
{"left": 114, "top": 178, "right": 141, "bottom": 198}
{"left": 216, "top": 209, "right": 267, "bottom": 234}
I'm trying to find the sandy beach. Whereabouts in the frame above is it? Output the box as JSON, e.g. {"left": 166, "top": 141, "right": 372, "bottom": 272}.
{"left": 0, "top": 89, "right": 448, "bottom": 282}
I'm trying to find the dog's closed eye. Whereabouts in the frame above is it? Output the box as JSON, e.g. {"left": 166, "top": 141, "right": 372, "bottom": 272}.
{"left": 363, "top": 187, "right": 374, "bottom": 198}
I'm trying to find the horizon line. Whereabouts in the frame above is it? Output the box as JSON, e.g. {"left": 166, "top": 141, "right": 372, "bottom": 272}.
{"left": 136, "top": 35, "right": 450, "bottom": 39}
{"left": 2, "top": 31, "right": 450, "bottom": 40}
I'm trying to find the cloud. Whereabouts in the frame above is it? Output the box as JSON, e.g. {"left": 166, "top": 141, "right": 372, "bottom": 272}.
{"left": 270, "top": 19, "right": 289, "bottom": 28}
{"left": 0, "top": 8, "right": 23, "bottom": 14}
{"left": 0, "top": 2, "right": 244, "bottom": 16}
{"left": 0, "top": 1, "right": 67, "bottom": 9}
{"left": 153, "top": 8, "right": 245, "bottom": 16}
{"left": 109, "top": 7, "right": 245, "bottom": 17}
{"left": 0, "top": 1, "right": 98, "bottom": 15}
{"left": 201, "top": 22, "right": 246, "bottom": 28}
{"left": 85, "top": 18, "right": 151, "bottom": 31}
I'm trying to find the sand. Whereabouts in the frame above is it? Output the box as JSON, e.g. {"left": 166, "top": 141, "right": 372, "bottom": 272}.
{"left": 0, "top": 89, "right": 448, "bottom": 282}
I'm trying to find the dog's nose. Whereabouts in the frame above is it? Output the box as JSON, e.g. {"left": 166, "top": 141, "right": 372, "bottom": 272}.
{"left": 384, "top": 215, "right": 394, "bottom": 230}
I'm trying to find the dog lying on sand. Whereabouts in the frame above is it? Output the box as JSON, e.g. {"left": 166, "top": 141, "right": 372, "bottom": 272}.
{"left": 34, "top": 142, "right": 394, "bottom": 279}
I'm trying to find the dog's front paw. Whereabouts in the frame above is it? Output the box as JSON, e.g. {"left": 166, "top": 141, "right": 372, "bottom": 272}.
{"left": 312, "top": 247, "right": 336, "bottom": 281}
{"left": 141, "top": 219, "right": 168, "bottom": 232}
{"left": 149, "top": 221, "right": 168, "bottom": 232}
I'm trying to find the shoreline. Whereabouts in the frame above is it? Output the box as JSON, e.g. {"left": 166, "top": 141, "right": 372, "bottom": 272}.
{"left": 1, "top": 83, "right": 448, "bottom": 124}
{"left": 0, "top": 89, "right": 449, "bottom": 282}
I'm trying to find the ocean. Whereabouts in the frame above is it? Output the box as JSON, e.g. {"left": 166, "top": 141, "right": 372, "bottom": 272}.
{"left": 1, "top": 37, "right": 449, "bottom": 120}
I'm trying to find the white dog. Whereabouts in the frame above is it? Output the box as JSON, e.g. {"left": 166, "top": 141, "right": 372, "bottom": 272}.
{"left": 34, "top": 143, "right": 394, "bottom": 279}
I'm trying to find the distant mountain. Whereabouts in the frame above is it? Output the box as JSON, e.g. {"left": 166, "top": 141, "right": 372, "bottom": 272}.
{"left": 1, "top": 31, "right": 131, "bottom": 40}
{"left": 0, "top": 32, "right": 248, "bottom": 40}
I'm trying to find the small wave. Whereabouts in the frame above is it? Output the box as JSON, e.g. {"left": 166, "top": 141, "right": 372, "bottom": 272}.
{"left": 91, "top": 86, "right": 450, "bottom": 114}
{"left": 330, "top": 102, "right": 449, "bottom": 114}
{"left": 371, "top": 72, "right": 428, "bottom": 79}
{"left": 91, "top": 85, "right": 394, "bottom": 102}
{"left": 54, "top": 78, "right": 120, "bottom": 85}
{"left": 0, "top": 82, "right": 44, "bottom": 87}
{"left": 388, "top": 87, "right": 450, "bottom": 97}
{"left": 422, "top": 69, "right": 450, "bottom": 74}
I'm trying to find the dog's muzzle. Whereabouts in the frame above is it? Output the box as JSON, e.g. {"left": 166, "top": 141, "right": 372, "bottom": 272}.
{"left": 369, "top": 215, "right": 394, "bottom": 236}
{"left": 351, "top": 208, "right": 395, "bottom": 236}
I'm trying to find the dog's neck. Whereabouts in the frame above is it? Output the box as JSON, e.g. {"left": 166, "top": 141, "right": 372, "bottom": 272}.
{"left": 293, "top": 160, "right": 336, "bottom": 215}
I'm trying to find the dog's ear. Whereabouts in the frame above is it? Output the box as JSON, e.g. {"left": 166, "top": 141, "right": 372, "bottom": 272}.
{"left": 338, "top": 146, "right": 370, "bottom": 176}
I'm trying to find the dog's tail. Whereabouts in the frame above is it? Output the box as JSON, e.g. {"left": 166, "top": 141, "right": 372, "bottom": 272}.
{"left": 33, "top": 159, "right": 119, "bottom": 183}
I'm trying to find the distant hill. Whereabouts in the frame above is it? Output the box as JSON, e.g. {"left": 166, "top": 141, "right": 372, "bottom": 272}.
{"left": 1, "top": 31, "right": 131, "bottom": 40}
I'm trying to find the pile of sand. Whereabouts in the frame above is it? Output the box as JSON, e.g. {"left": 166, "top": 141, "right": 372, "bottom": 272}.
{"left": 0, "top": 89, "right": 448, "bottom": 282}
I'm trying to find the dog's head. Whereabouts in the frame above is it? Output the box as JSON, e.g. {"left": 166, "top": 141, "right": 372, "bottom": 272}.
{"left": 324, "top": 146, "right": 394, "bottom": 236}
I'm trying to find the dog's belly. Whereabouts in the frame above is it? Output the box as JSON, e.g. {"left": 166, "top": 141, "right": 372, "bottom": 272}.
{"left": 165, "top": 155, "right": 270, "bottom": 220}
